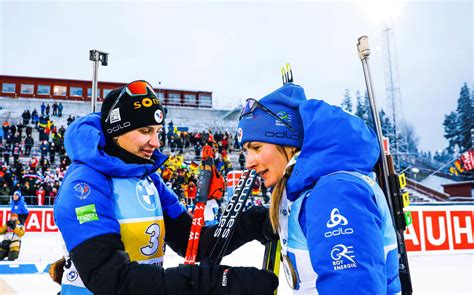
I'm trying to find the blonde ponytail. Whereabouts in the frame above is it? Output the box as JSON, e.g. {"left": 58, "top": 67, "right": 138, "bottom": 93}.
{"left": 269, "top": 146, "right": 297, "bottom": 233}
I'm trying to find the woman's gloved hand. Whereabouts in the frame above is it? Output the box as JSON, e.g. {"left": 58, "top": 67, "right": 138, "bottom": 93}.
{"left": 238, "top": 206, "right": 279, "bottom": 244}
{"left": 164, "top": 263, "right": 278, "bottom": 295}
{"left": 49, "top": 257, "right": 66, "bottom": 285}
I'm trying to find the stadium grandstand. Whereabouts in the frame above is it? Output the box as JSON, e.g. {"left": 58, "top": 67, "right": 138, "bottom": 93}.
{"left": 0, "top": 75, "right": 244, "bottom": 207}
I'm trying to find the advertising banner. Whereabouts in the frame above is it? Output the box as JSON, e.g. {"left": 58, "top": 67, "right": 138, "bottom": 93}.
{"left": 2, "top": 203, "right": 473, "bottom": 253}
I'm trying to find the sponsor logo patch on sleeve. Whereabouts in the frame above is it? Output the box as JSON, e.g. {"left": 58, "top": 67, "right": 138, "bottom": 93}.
{"left": 75, "top": 204, "right": 99, "bottom": 224}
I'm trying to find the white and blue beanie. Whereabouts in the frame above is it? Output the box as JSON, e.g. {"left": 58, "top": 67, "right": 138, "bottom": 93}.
{"left": 237, "top": 83, "right": 305, "bottom": 148}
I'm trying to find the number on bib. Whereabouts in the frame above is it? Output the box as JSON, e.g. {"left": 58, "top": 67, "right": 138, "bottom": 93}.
{"left": 140, "top": 223, "right": 161, "bottom": 256}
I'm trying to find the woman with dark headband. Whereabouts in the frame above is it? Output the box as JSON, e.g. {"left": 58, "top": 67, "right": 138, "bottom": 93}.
{"left": 238, "top": 82, "right": 401, "bottom": 294}
{"left": 53, "top": 80, "right": 278, "bottom": 294}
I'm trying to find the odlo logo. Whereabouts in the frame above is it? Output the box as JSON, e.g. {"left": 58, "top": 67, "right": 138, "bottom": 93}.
{"left": 107, "top": 121, "right": 131, "bottom": 134}
{"left": 264, "top": 131, "right": 299, "bottom": 141}
{"left": 326, "top": 208, "right": 348, "bottom": 228}
{"left": 325, "top": 208, "right": 354, "bottom": 238}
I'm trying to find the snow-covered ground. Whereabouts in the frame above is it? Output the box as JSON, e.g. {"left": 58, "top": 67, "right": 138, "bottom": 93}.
{"left": 0, "top": 232, "right": 472, "bottom": 294}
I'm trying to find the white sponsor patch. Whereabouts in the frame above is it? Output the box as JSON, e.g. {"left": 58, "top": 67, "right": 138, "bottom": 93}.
{"left": 331, "top": 244, "right": 357, "bottom": 271}
{"left": 326, "top": 208, "right": 348, "bottom": 228}
{"left": 109, "top": 108, "right": 121, "bottom": 123}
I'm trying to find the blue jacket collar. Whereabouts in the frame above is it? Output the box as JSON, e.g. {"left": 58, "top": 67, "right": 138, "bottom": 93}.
{"left": 286, "top": 99, "right": 380, "bottom": 201}
{"left": 64, "top": 113, "right": 167, "bottom": 178}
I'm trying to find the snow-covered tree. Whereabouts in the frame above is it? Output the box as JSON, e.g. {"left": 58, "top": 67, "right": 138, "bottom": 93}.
{"left": 379, "top": 108, "right": 395, "bottom": 143}
{"left": 456, "top": 83, "right": 473, "bottom": 151}
{"left": 443, "top": 111, "right": 461, "bottom": 153}
{"left": 355, "top": 90, "right": 365, "bottom": 119}
{"left": 354, "top": 90, "right": 373, "bottom": 128}
{"left": 442, "top": 83, "right": 473, "bottom": 153}
{"left": 340, "top": 89, "right": 353, "bottom": 113}
{"left": 400, "top": 122, "right": 419, "bottom": 155}
{"left": 434, "top": 149, "right": 451, "bottom": 163}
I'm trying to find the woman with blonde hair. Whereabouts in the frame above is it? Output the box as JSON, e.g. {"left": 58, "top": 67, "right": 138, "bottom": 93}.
{"left": 238, "top": 82, "right": 401, "bottom": 294}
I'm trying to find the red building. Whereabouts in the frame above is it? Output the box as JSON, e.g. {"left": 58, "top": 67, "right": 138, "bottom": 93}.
{"left": 442, "top": 181, "right": 474, "bottom": 200}
{"left": 0, "top": 75, "right": 213, "bottom": 108}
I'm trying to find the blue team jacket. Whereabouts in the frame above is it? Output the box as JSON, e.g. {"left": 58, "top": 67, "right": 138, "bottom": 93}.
{"left": 285, "top": 99, "right": 401, "bottom": 294}
{"left": 11, "top": 191, "right": 29, "bottom": 215}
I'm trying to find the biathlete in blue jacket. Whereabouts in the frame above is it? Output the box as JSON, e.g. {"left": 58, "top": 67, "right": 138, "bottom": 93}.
{"left": 10, "top": 190, "right": 29, "bottom": 225}
{"left": 238, "top": 82, "right": 402, "bottom": 294}
{"left": 52, "top": 80, "right": 278, "bottom": 295}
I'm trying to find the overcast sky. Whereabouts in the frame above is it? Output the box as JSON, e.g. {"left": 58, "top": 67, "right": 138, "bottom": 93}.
{"left": 0, "top": 0, "right": 472, "bottom": 153}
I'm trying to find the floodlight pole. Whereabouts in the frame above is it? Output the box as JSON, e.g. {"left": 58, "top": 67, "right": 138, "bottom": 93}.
{"left": 89, "top": 50, "right": 109, "bottom": 113}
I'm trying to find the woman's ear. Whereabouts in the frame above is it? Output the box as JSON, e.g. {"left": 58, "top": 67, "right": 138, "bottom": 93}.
{"left": 284, "top": 146, "right": 297, "bottom": 159}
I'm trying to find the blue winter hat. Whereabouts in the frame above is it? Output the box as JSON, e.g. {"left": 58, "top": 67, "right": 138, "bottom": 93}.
{"left": 237, "top": 83, "right": 305, "bottom": 148}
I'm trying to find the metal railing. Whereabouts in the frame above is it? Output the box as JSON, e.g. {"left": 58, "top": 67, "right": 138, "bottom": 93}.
{"left": 0, "top": 194, "right": 56, "bottom": 206}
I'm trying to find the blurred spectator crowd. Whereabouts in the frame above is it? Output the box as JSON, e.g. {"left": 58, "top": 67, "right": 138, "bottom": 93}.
{"left": 0, "top": 103, "right": 249, "bottom": 208}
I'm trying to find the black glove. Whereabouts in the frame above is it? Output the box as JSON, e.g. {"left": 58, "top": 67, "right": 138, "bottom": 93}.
{"left": 165, "top": 264, "right": 278, "bottom": 295}
{"left": 237, "top": 206, "right": 279, "bottom": 244}
{"left": 6, "top": 220, "right": 16, "bottom": 230}
{"left": 1, "top": 239, "right": 10, "bottom": 250}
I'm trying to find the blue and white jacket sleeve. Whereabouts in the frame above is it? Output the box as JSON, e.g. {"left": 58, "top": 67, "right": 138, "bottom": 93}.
{"left": 304, "top": 174, "right": 387, "bottom": 294}
{"left": 54, "top": 165, "right": 120, "bottom": 252}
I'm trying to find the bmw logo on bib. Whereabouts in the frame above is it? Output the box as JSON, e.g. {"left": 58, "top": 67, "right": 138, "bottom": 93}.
{"left": 136, "top": 179, "right": 159, "bottom": 211}
{"left": 67, "top": 270, "right": 78, "bottom": 282}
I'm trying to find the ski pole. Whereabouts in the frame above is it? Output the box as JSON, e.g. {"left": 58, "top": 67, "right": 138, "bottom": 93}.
{"left": 184, "top": 145, "right": 225, "bottom": 265}
{"left": 357, "top": 36, "right": 413, "bottom": 295}
{"left": 205, "top": 169, "right": 257, "bottom": 265}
